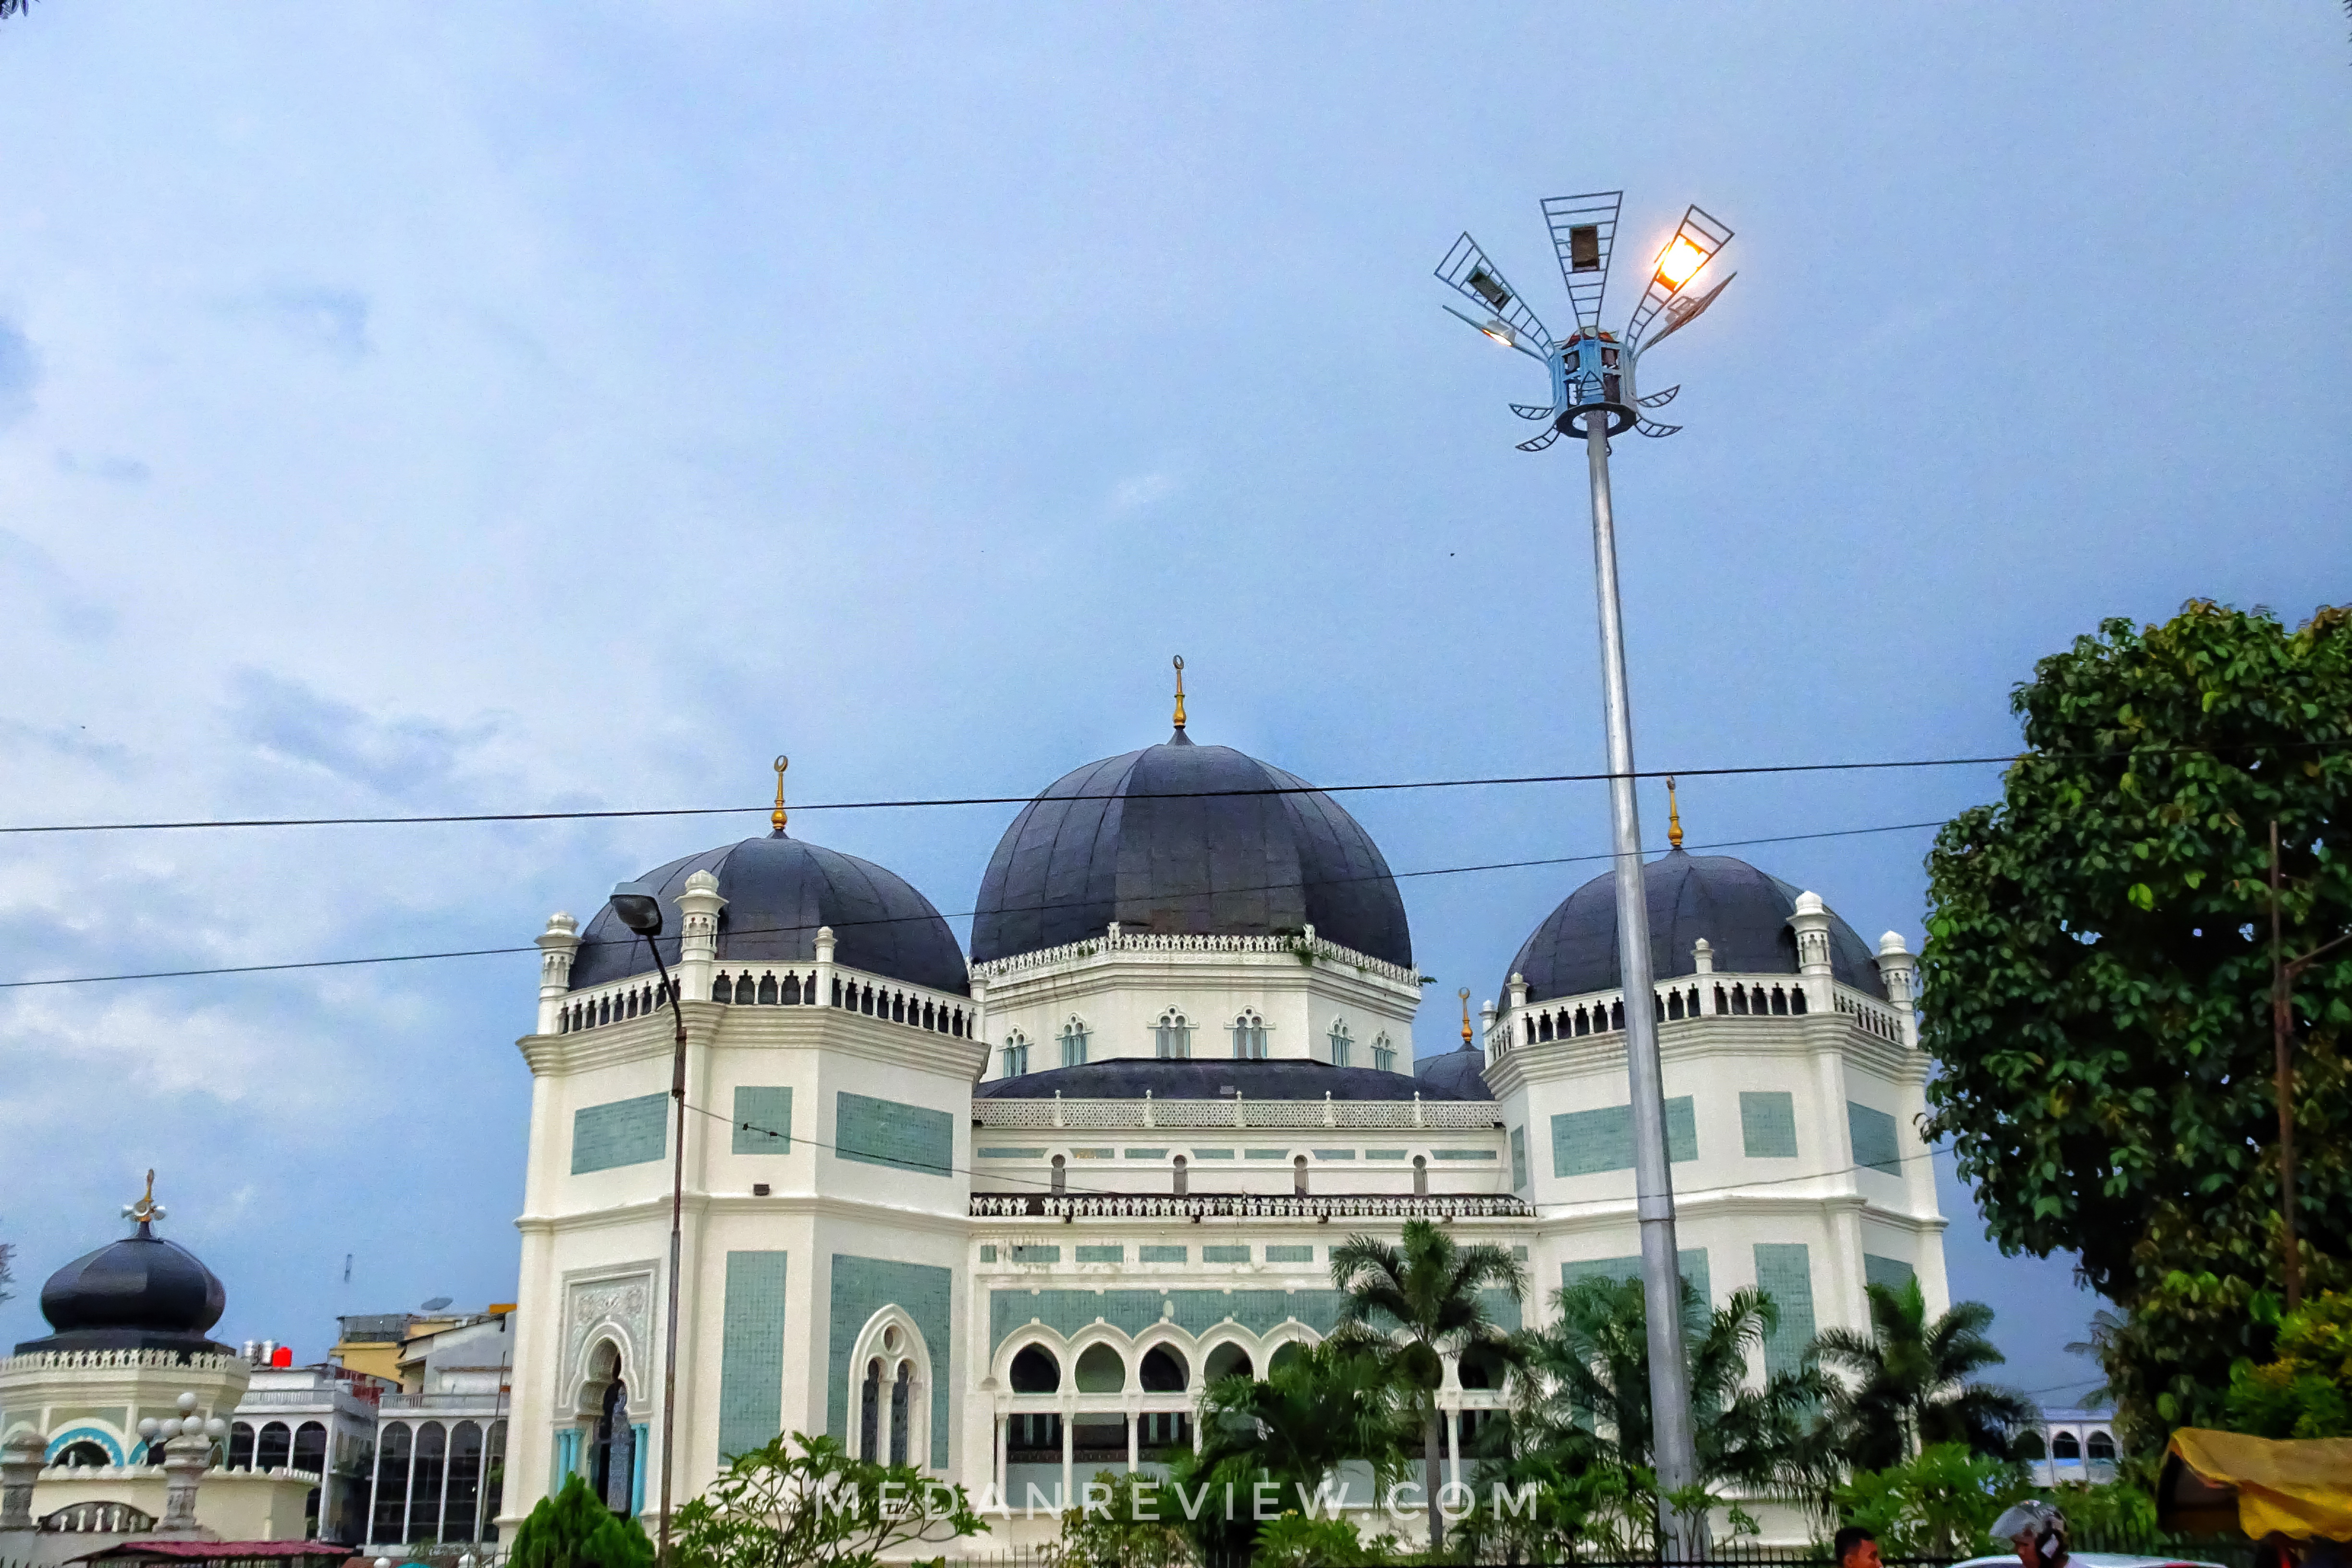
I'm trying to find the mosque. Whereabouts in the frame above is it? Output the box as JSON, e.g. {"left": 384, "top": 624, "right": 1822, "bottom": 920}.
{"left": 502, "top": 677, "right": 1945, "bottom": 1544}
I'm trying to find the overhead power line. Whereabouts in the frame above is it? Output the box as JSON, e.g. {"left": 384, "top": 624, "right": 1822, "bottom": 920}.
{"left": 0, "top": 818, "right": 1946, "bottom": 991}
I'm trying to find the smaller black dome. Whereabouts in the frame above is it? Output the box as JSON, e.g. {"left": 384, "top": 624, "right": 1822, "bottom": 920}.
{"left": 17, "top": 1221, "right": 229, "bottom": 1356}
{"left": 1414, "top": 1047, "right": 1494, "bottom": 1102}
{"left": 570, "top": 833, "right": 968, "bottom": 996}
{"left": 1508, "top": 850, "right": 1885, "bottom": 1004}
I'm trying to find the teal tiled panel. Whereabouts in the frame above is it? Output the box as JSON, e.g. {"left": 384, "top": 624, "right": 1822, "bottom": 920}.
{"left": 835, "top": 1091, "right": 953, "bottom": 1176}
{"left": 1551, "top": 1097, "right": 1696, "bottom": 1176}
{"left": 1365, "top": 1150, "right": 1408, "bottom": 1160}
{"left": 979, "top": 1147, "right": 1045, "bottom": 1158}
{"left": 1561, "top": 1250, "right": 1712, "bottom": 1330}
{"left": 1202, "top": 1245, "right": 1251, "bottom": 1262}
{"left": 1849, "top": 1103, "right": 1902, "bottom": 1176}
{"left": 1512, "top": 1246, "right": 1530, "bottom": 1261}
{"left": 1192, "top": 1149, "right": 1236, "bottom": 1159}
{"left": 1510, "top": 1127, "right": 1528, "bottom": 1189}
{"left": 1244, "top": 1149, "right": 1289, "bottom": 1160}
{"left": 717, "top": 1251, "right": 787, "bottom": 1459}
{"left": 1124, "top": 1149, "right": 1170, "bottom": 1159}
{"left": 1311, "top": 1150, "right": 1356, "bottom": 1160}
{"left": 572, "top": 1093, "right": 668, "bottom": 1174}
{"left": 1740, "top": 1092, "right": 1798, "bottom": 1158}
{"left": 827, "top": 1255, "right": 952, "bottom": 1468}
{"left": 978, "top": 1245, "right": 997, "bottom": 1262}
{"left": 1286, "top": 1290, "right": 1347, "bottom": 1335}
{"left": 1076, "top": 1246, "right": 1124, "bottom": 1263}
{"left": 732, "top": 1086, "right": 793, "bottom": 1155}
{"left": 1011, "top": 1245, "right": 1061, "bottom": 1263}
{"left": 1432, "top": 1149, "right": 1496, "bottom": 1161}
{"left": 1752, "top": 1243, "right": 1815, "bottom": 1376}
{"left": 1139, "top": 1245, "right": 1188, "bottom": 1263}
{"left": 1863, "top": 1254, "right": 1916, "bottom": 1293}
{"left": 1480, "top": 1287, "right": 1523, "bottom": 1333}
{"left": 1263, "top": 1245, "right": 1314, "bottom": 1263}
{"left": 1070, "top": 1148, "right": 1115, "bottom": 1159}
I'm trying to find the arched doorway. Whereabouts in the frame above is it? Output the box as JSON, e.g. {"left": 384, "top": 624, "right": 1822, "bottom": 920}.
{"left": 592, "top": 1376, "right": 635, "bottom": 1517}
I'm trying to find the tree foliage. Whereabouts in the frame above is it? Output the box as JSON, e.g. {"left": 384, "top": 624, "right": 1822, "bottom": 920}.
{"left": 508, "top": 1474, "right": 656, "bottom": 1568}
{"left": 1919, "top": 602, "right": 2352, "bottom": 1449}
{"left": 1327, "top": 1219, "right": 1524, "bottom": 1552}
{"left": 1812, "top": 1277, "right": 2035, "bottom": 1469}
{"left": 1829, "top": 1443, "right": 2028, "bottom": 1559}
{"left": 2225, "top": 1289, "right": 2352, "bottom": 1439}
{"left": 1040, "top": 1470, "right": 1194, "bottom": 1568}
{"left": 671, "top": 1433, "right": 984, "bottom": 1568}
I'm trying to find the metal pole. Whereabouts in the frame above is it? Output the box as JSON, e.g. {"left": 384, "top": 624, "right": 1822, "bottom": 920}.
{"left": 642, "top": 938, "right": 691, "bottom": 1567}
{"left": 2270, "top": 821, "right": 2301, "bottom": 1314}
{"left": 1583, "top": 409, "right": 1703, "bottom": 1558}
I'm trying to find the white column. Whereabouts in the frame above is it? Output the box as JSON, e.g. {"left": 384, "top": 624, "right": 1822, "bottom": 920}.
{"left": 536, "top": 913, "right": 579, "bottom": 1035}
{"left": 814, "top": 924, "right": 837, "bottom": 1011}
{"left": 1874, "top": 931, "right": 1920, "bottom": 1049}
{"left": 1788, "top": 891, "right": 1837, "bottom": 1008}
{"left": 994, "top": 1413, "right": 1007, "bottom": 1500}
{"left": 1444, "top": 1398, "right": 1460, "bottom": 1486}
{"left": 1059, "top": 1406, "right": 1073, "bottom": 1507}
{"left": 1126, "top": 1408, "right": 1138, "bottom": 1473}
{"left": 677, "top": 871, "right": 725, "bottom": 1004}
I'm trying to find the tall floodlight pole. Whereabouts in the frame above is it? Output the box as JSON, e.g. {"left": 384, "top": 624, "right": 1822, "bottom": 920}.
{"left": 1435, "top": 193, "right": 1736, "bottom": 1562}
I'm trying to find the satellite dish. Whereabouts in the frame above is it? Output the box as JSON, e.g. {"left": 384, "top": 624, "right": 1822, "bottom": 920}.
{"left": 419, "top": 1296, "right": 453, "bottom": 1312}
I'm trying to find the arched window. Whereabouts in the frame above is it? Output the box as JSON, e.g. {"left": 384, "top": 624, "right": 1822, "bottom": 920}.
{"left": 1051, "top": 1154, "right": 1067, "bottom": 1196}
{"left": 757, "top": 973, "right": 778, "bottom": 1005}
{"left": 2087, "top": 1430, "right": 2115, "bottom": 1462}
{"left": 371, "top": 1423, "right": 411, "bottom": 1543}
{"left": 1609, "top": 999, "right": 1624, "bottom": 1030}
{"left": 1139, "top": 1346, "right": 1188, "bottom": 1392}
{"left": 711, "top": 974, "right": 731, "bottom": 1003}
{"left": 1008, "top": 1345, "right": 1061, "bottom": 1393}
{"left": 444, "top": 1421, "right": 482, "bottom": 1543}
{"left": 409, "top": 1421, "right": 446, "bottom": 1541}
{"left": 1172, "top": 1154, "right": 1188, "bottom": 1197}
{"left": 55, "top": 1440, "right": 110, "bottom": 1468}
{"left": 257, "top": 1421, "right": 291, "bottom": 1470}
{"left": 888, "top": 1363, "right": 912, "bottom": 1465}
{"left": 1790, "top": 984, "right": 1808, "bottom": 1015}
{"left": 1412, "top": 1155, "right": 1428, "bottom": 1196}
{"left": 2051, "top": 1431, "right": 2081, "bottom": 1460}
{"left": 1231, "top": 1010, "right": 1267, "bottom": 1059}
{"left": 1060, "top": 1018, "right": 1090, "bottom": 1068}
{"left": 859, "top": 1359, "right": 882, "bottom": 1461}
{"left": 1537, "top": 1013, "right": 1554, "bottom": 1042}
{"left": 783, "top": 973, "right": 802, "bottom": 1005}
{"left": 1666, "top": 989, "right": 1684, "bottom": 1020}
{"left": 1074, "top": 1344, "right": 1126, "bottom": 1394}
{"left": 1770, "top": 986, "right": 1789, "bottom": 1016}
{"left": 1203, "top": 1343, "right": 1253, "bottom": 1383}
{"left": 1327, "top": 1020, "right": 1352, "bottom": 1068}
{"left": 1293, "top": 1155, "right": 1309, "bottom": 1196}
{"left": 1372, "top": 1034, "right": 1397, "bottom": 1073}
{"left": 591, "top": 1379, "right": 633, "bottom": 1519}
{"left": 1155, "top": 1009, "right": 1192, "bottom": 1060}
{"left": 1714, "top": 984, "right": 1728, "bottom": 1014}
{"left": 1000, "top": 1031, "right": 1030, "bottom": 1078}
{"left": 228, "top": 1421, "right": 256, "bottom": 1469}
{"left": 292, "top": 1421, "right": 326, "bottom": 1476}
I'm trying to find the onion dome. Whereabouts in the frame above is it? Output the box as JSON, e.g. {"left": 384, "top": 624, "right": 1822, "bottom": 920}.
{"left": 971, "top": 679, "right": 1410, "bottom": 967}
{"left": 1506, "top": 849, "right": 1885, "bottom": 1004}
{"left": 16, "top": 1176, "right": 230, "bottom": 1356}
{"left": 570, "top": 833, "right": 968, "bottom": 996}
{"left": 974, "top": 1058, "right": 1475, "bottom": 1102}
{"left": 1414, "top": 1048, "right": 1493, "bottom": 1102}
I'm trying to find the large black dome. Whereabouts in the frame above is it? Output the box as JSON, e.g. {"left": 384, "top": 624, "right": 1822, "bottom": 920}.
{"left": 571, "top": 833, "right": 968, "bottom": 996}
{"left": 1507, "top": 850, "right": 1884, "bottom": 1004}
{"left": 17, "top": 1220, "right": 229, "bottom": 1356}
{"left": 970, "top": 731, "right": 1412, "bottom": 968}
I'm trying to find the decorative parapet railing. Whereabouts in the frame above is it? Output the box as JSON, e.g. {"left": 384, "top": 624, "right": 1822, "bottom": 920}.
{"left": 556, "top": 962, "right": 975, "bottom": 1042}
{"left": 380, "top": 1390, "right": 512, "bottom": 1413}
{"left": 1484, "top": 974, "right": 1911, "bottom": 1058}
{"left": 971, "top": 924, "right": 1420, "bottom": 989}
{"left": 972, "top": 1192, "right": 1532, "bottom": 1220}
{"left": 3, "top": 1348, "right": 244, "bottom": 1374}
{"left": 233, "top": 1387, "right": 380, "bottom": 1410}
{"left": 971, "top": 1095, "right": 1499, "bottom": 1131}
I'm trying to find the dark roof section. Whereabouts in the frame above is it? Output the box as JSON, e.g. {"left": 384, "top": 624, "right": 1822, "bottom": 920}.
{"left": 1507, "top": 849, "right": 1886, "bottom": 1004}
{"left": 19, "top": 1221, "right": 231, "bottom": 1357}
{"left": 1413, "top": 1047, "right": 1494, "bottom": 1102}
{"left": 570, "top": 833, "right": 968, "bottom": 996}
{"left": 975, "top": 1058, "right": 1476, "bottom": 1103}
{"left": 971, "top": 732, "right": 1412, "bottom": 969}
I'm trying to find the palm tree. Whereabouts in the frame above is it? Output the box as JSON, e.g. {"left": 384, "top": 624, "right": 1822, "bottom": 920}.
{"left": 1328, "top": 1218, "right": 1526, "bottom": 1553}
{"left": 1513, "top": 1272, "right": 1833, "bottom": 1547}
{"left": 1811, "top": 1275, "right": 2035, "bottom": 1470}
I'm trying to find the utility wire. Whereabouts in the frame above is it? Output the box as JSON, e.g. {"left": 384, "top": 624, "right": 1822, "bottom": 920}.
{"left": 0, "top": 818, "right": 1945, "bottom": 991}
{"left": 2, "top": 736, "right": 2337, "bottom": 838}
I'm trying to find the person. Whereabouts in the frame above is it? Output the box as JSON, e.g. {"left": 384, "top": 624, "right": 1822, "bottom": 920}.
{"left": 1991, "top": 1499, "right": 2070, "bottom": 1568}
{"left": 1834, "top": 1525, "right": 1883, "bottom": 1568}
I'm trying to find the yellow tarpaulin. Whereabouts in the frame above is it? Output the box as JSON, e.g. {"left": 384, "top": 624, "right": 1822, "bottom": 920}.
{"left": 2161, "top": 1427, "right": 2352, "bottom": 1541}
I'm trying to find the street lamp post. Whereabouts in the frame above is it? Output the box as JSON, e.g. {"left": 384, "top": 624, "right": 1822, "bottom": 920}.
{"left": 1434, "top": 191, "right": 1737, "bottom": 1562}
{"left": 609, "top": 880, "right": 693, "bottom": 1568}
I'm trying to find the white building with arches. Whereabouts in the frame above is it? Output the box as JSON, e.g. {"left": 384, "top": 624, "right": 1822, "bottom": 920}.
{"left": 500, "top": 713, "right": 1947, "bottom": 1546}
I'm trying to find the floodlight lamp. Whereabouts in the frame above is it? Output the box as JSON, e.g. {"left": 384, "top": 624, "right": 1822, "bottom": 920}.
{"left": 610, "top": 880, "right": 664, "bottom": 938}
{"left": 1656, "top": 236, "right": 1707, "bottom": 289}
{"left": 1481, "top": 318, "right": 1516, "bottom": 348}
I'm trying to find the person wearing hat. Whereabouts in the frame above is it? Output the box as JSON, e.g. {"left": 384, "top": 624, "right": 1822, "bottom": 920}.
{"left": 1991, "top": 1500, "right": 2071, "bottom": 1568}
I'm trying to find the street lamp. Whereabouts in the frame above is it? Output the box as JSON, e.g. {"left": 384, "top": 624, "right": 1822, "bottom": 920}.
{"left": 608, "top": 877, "right": 693, "bottom": 1568}
{"left": 1434, "top": 190, "right": 1737, "bottom": 1562}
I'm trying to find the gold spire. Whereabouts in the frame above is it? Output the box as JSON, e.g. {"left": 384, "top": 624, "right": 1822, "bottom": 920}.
{"left": 1172, "top": 655, "right": 1187, "bottom": 731}
{"left": 124, "top": 1169, "right": 161, "bottom": 1229}
{"left": 1666, "top": 774, "right": 1684, "bottom": 850}
{"left": 771, "top": 755, "right": 790, "bottom": 834}
{"left": 1458, "top": 986, "right": 1473, "bottom": 1046}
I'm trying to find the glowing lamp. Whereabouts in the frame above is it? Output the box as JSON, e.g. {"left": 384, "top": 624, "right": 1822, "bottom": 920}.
{"left": 1656, "top": 236, "right": 1706, "bottom": 288}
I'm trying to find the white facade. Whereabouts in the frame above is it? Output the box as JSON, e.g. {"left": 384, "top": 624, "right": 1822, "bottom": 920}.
{"left": 500, "top": 814, "right": 1946, "bottom": 1549}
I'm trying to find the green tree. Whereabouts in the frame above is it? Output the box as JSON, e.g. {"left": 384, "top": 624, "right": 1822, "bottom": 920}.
{"left": 1168, "top": 1339, "right": 1404, "bottom": 1565}
{"left": 1811, "top": 1276, "right": 2035, "bottom": 1469}
{"left": 670, "top": 1432, "right": 985, "bottom": 1568}
{"left": 508, "top": 1474, "right": 656, "bottom": 1568}
{"left": 2225, "top": 1289, "right": 2352, "bottom": 1439}
{"left": 1830, "top": 1442, "right": 2028, "bottom": 1559}
{"left": 1041, "top": 1469, "right": 1193, "bottom": 1568}
{"left": 1510, "top": 1274, "right": 1826, "bottom": 1549}
{"left": 1918, "top": 602, "right": 2352, "bottom": 1450}
{"left": 1327, "top": 1218, "right": 1525, "bottom": 1553}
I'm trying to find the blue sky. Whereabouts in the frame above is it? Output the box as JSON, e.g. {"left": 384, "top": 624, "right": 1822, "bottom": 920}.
{"left": 0, "top": 3, "right": 2344, "bottom": 1405}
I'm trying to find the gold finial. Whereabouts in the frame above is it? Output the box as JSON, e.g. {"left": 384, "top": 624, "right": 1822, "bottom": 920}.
{"left": 771, "top": 755, "right": 790, "bottom": 834}
{"left": 1666, "top": 775, "right": 1683, "bottom": 850}
{"left": 123, "top": 1169, "right": 163, "bottom": 1229}
{"left": 1459, "top": 987, "right": 1473, "bottom": 1046}
{"left": 1172, "top": 655, "right": 1187, "bottom": 731}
